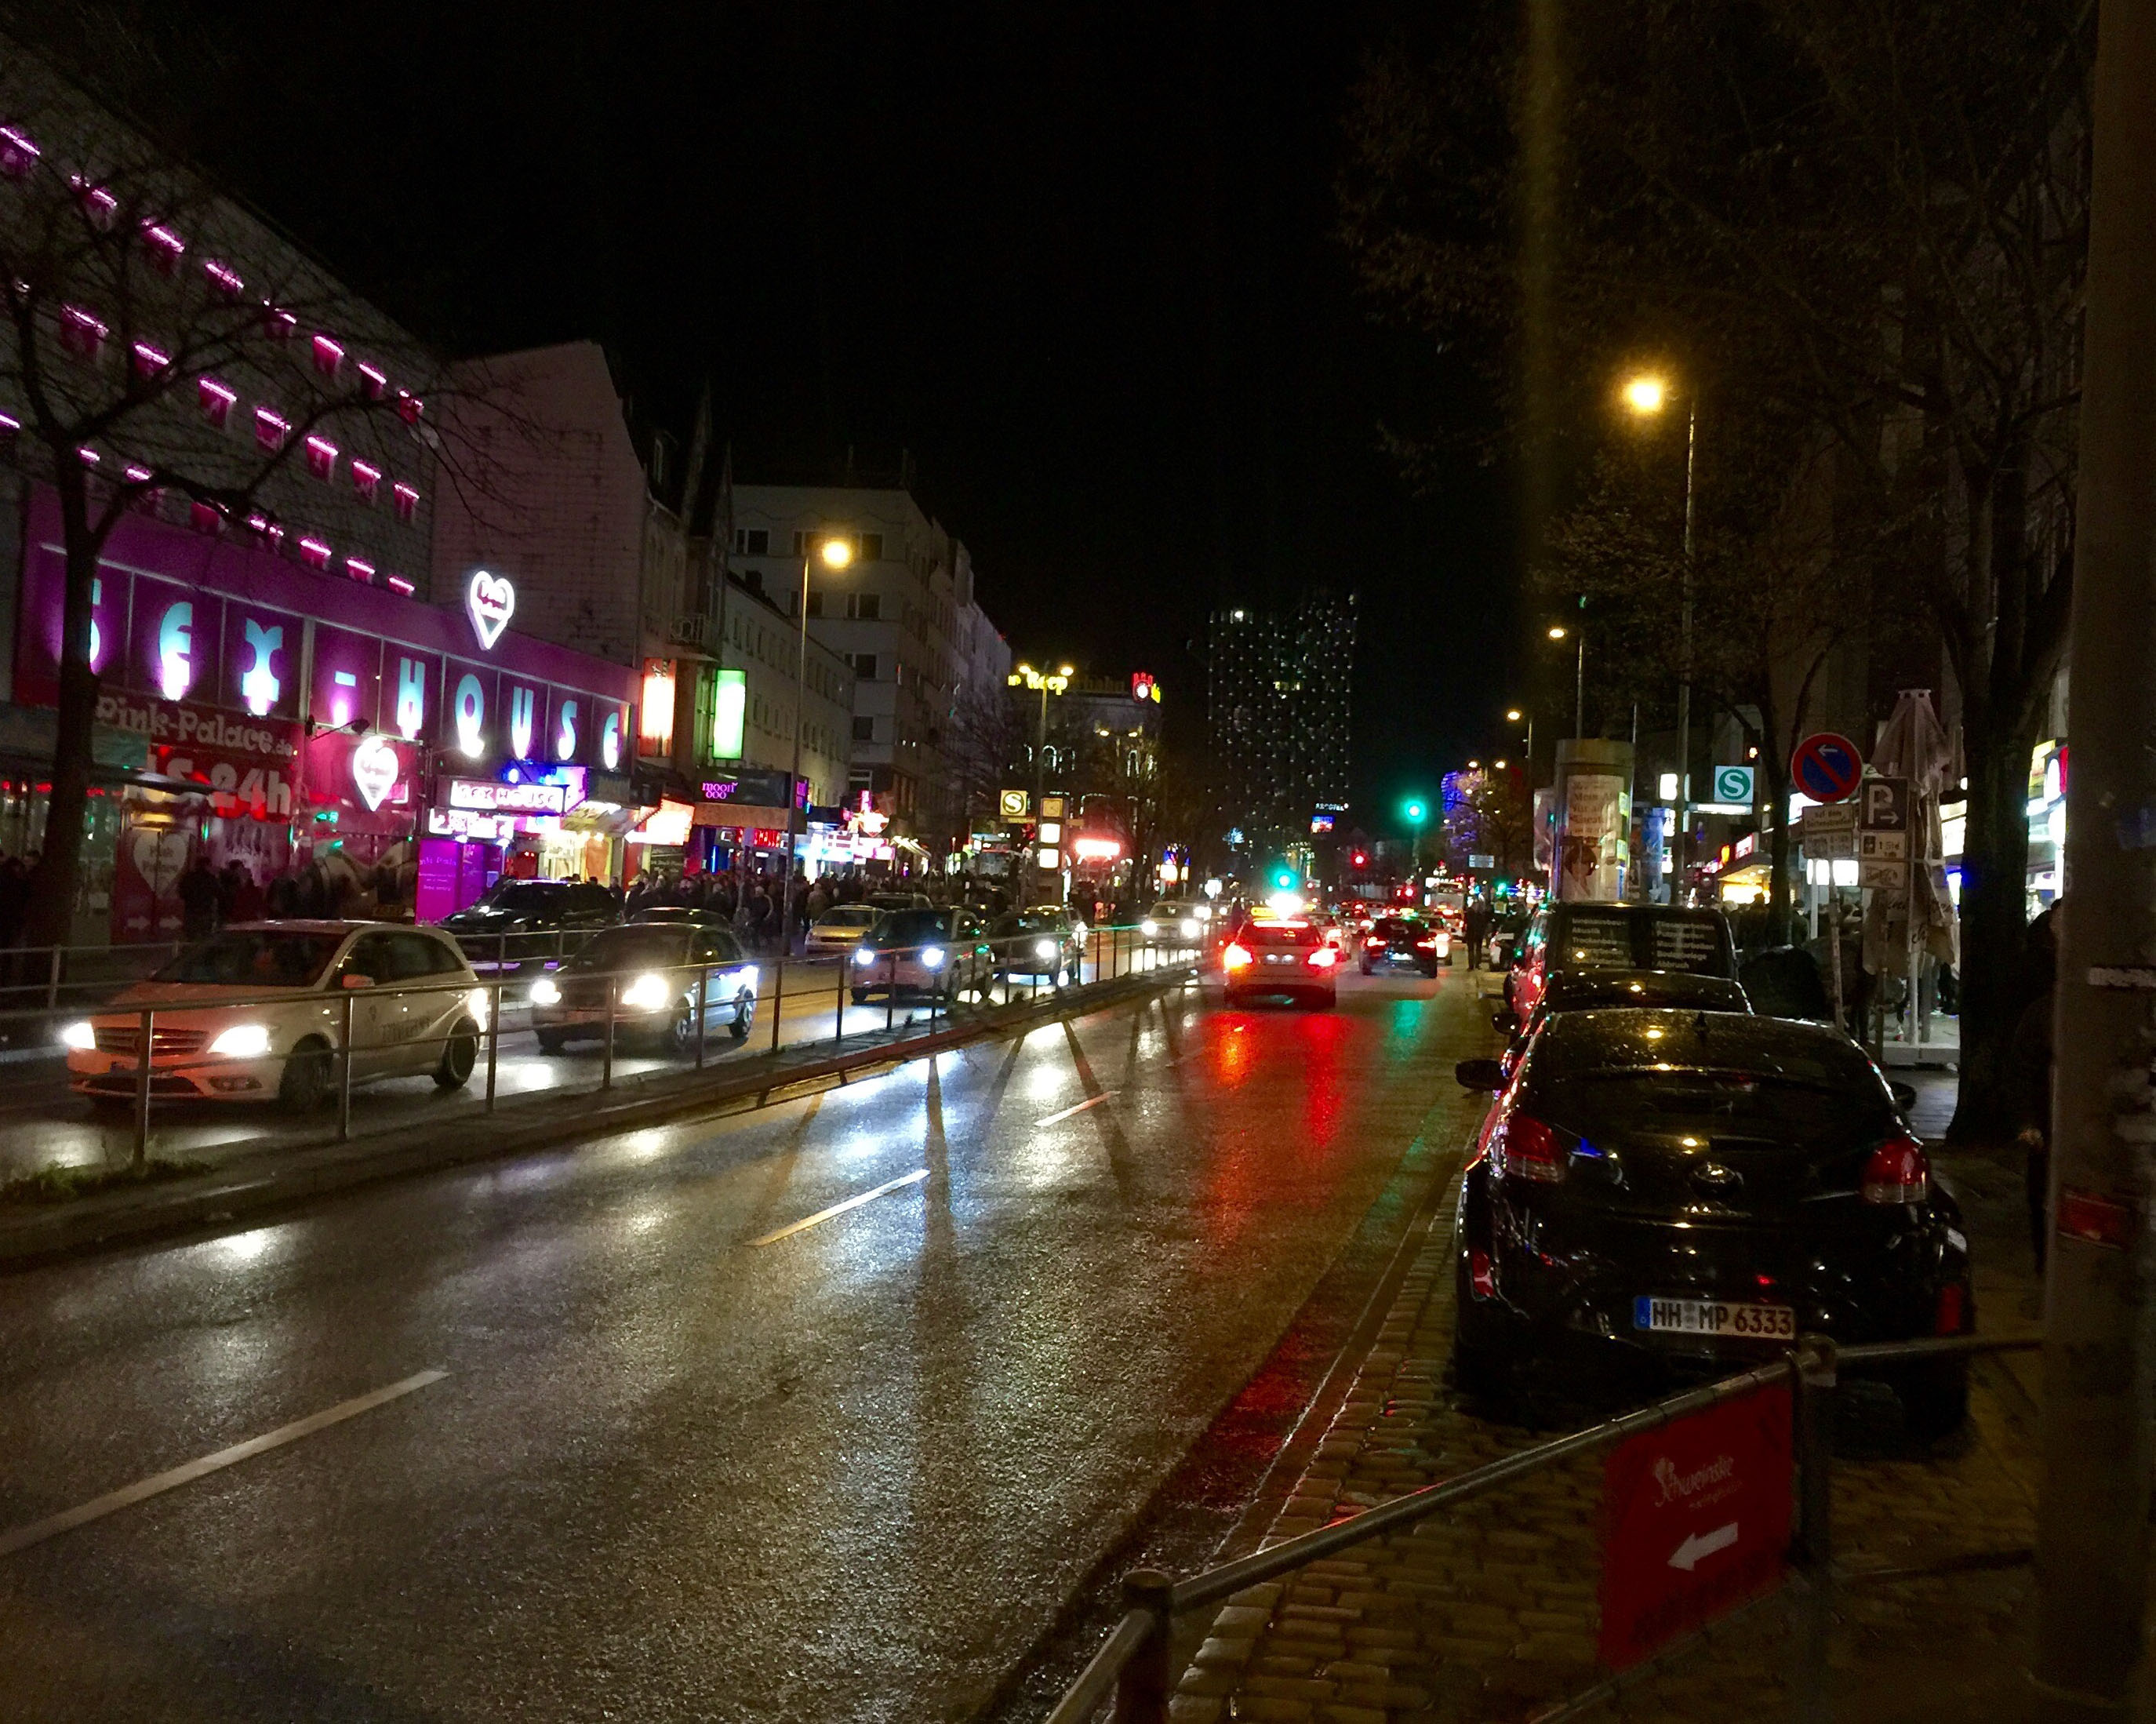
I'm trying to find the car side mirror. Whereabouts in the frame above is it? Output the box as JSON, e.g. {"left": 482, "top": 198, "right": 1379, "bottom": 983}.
{"left": 340, "top": 973, "right": 374, "bottom": 990}
{"left": 1491, "top": 1010, "right": 1514, "bottom": 1034}
{"left": 1456, "top": 1057, "right": 1506, "bottom": 1092}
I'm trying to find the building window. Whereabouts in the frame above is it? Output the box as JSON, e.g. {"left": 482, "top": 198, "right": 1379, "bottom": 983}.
{"left": 853, "top": 716, "right": 875, "bottom": 742}
{"left": 311, "top": 334, "right": 345, "bottom": 379}
{"left": 858, "top": 533, "right": 884, "bottom": 562}
{"left": 60, "top": 305, "right": 107, "bottom": 359}
{"left": 304, "top": 435, "right": 339, "bottom": 481}
{"left": 851, "top": 653, "right": 878, "bottom": 680}
{"left": 351, "top": 459, "right": 381, "bottom": 501}
{"left": 202, "top": 259, "right": 244, "bottom": 300}
{"left": 254, "top": 407, "right": 289, "bottom": 451}
{"left": 734, "top": 527, "right": 769, "bottom": 555}
{"left": 392, "top": 482, "right": 420, "bottom": 522}
{"left": 848, "top": 592, "right": 881, "bottom": 620}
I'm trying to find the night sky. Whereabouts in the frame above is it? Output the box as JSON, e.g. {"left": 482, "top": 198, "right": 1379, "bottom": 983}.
{"left": 28, "top": 2, "right": 1518, "bottom": 836}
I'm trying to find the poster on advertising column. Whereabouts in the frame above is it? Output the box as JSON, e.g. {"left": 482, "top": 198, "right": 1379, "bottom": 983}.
{"left": 1560, "top": 773, "right": 1626, "bottom": 902}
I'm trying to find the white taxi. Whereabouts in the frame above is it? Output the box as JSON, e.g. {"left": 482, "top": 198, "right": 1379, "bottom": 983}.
{"left": 64, "top": 922, "right": 489, "bottom": 1111}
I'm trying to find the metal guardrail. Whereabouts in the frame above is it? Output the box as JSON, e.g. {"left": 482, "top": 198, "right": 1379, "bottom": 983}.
{"left": 0, "top": 921, "right": 1200, "bottom": 1177}
{"left": 1047, "top": 1332, "right": 2041, "bottom": 1724}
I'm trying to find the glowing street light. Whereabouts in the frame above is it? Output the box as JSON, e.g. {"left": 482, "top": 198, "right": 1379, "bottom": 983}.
{"left": 1505, "top": 708, "right": 1522, "bottom": 722}
{"left": 1547, "top": 624, "right": 1568, "bottom": 641}
{"left": 777, "top": 533, "right": 857, "bottom": 948}
{"left": 1622, "top": 373, "right": 1668, "bottom": 416}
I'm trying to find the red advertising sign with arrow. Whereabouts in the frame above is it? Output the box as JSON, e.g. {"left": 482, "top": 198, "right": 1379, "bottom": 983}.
{"left": 1598, "top": 1382, "right": 1792, "bottom": 1671}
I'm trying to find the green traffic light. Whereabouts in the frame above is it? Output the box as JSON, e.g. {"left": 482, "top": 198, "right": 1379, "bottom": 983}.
{"left": 1274, "top": 869, "right": 1296, "bottom": 890}
{"left": 1403, "top": 798, "right": 1427, "bottom": 822}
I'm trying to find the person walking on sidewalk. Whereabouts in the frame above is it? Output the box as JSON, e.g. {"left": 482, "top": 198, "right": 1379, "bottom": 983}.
{"left": 2009, "top": 902, "right": 2061, "bottom": 1273}
{"left": 1463, "top": 893, "right": 1493, "bottom": 971}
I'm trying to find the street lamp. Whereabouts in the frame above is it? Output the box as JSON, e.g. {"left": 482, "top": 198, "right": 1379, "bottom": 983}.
{"left": 1506, "top": 706, "right": 1533, "bottom": 773}
{"left": 1009, "top": 660, "right": 1074, "bottom": 898}
{"left": 1623, "top": 369, "right": 1698, "bottom": 896}
{"left": 780, "top": 533, "right": 853, "bottom": 951}
{"left": 1548, "top": 622, "right": 1585, "bottom": 737}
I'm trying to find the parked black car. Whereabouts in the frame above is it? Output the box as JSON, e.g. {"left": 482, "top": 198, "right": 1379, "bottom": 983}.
{"left": 1451, "top": 1008, "right": 1972, "bottom": 1436}
{"left": 439, "top": 878, "right": 620, "bottom": 972}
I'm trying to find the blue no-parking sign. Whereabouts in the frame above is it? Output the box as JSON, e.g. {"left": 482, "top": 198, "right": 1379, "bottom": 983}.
{"left": 1791, "top": 733, "right": 1864, "bottom": 804}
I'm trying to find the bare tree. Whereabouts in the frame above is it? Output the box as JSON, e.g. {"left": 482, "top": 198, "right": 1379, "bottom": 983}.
{"left": 0, "top": 64, "right": 486, "bottom": 944}
{"left": 1343, "top": 0, "right": 2089, "bottom": 1131}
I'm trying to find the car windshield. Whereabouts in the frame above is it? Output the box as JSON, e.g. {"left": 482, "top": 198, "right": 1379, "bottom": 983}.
{"left": 995, "top": 912, "right": 1061, "bottom": 935}
{"left": 1371, "top": 919, "right": 1420, "bottom": 938}
{"left": 867, "top": 909, "right": 954, "bottom": 947}
{"left": 816, "top": 907, "right": 877, "bottom": 927}
{"left": 1147, "top": 904, "right": 1188, "bottom": 918}
{"left": 475, "top": 881, "right": 570, "bottom": 916}
{"left": 565, "top": 926, "right": 690, "bottom": 970}
{"left": 154, "top": 929, "right": 345, "bottom": 987}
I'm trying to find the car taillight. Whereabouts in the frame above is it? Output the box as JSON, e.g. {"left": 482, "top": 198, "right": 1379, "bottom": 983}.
{"left": 1497, "top": 1114, "right": 1565, "bottom": 1184}
{"left": 1365, "top": 936, "right": 1386, "bottom": 948}
{"left": 1223, "top": 942, "right": 1253, "bottom": 969}
{"left": 1861, "top": 1136, "right": 1929, "bottom": 1205}
{"left": 1468, "top": 1248, "right": 1496, "bottom": 1299}
{"left": 1414, "top": 937, "right": 1436, "bottom": 948}
{"left": 1307, "top": 947, "right": 1338, "bottom": 969}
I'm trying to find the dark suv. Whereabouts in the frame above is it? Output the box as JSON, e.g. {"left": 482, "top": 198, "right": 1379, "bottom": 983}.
{"left": 439, "top": 878, "right": 621, "bottom": 972}
{"left": 1506, "top": 902, "right": 1738, "bottom": 1027}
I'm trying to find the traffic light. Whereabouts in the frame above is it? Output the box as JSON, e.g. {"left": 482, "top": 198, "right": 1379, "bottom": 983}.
{"left": 1272, "top": 867, "right": 1296, "bottom": 891}
{"left": 1403, "top": 798, "right": 1427, "bottom": 823}
{"left": 1351, "top": 849, "right": 1369, "bottom": 869}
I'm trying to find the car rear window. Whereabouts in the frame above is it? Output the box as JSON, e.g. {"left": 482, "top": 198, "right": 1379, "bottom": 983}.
{"left": 1551, "top": 910, "right": 1731, "bottom": 975}
{"left": 1553, "top": 912, "right": 1634, "bottom": 968}
{"left": 1245, "top": 922, "right": 1319, "bottom": 947}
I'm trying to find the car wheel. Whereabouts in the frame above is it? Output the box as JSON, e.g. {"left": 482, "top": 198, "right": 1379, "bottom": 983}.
{"left": 1358, "top": 959, "right": 1372, "bottom": 975}
{"left": 279, "top": 1038, "right": 333, "bottom": 1112}
{"left": 1896, "top": 1356, "right": 1970, "bottom": 1442}
{"left": 536, "top": 1029, "right": 567, "bottom": 1054}
{"left": 434, "top": 1024, "right": 478, "bottom": 1089}
{"left": 1451, "top": 1257, "right": 1514, "bottom": 1401}
{"left": 852, "top": 988, "right": 871, "bottom": 1006}
{"left": 1422, "top": 962, "right": 1438, "bottom": 978}
{"left": 667, "top": 1005, "right": 699, "bottom": 1057}
{"left": 729, "top": 992, "right": 754, "bottom": 1040}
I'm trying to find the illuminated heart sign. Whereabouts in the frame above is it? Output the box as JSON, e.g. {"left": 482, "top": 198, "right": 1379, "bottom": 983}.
{"left": 465, "top": 569, "right": 516, "bottom": 650}
{"left": 350, "top": 733, "right": 400, "bottom": 811}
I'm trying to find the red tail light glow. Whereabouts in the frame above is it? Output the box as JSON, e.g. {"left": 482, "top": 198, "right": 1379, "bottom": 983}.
{"left": 1861, "top": 1136, "right": 1929, "bottom": 1205}
{"left": 1365, "top": 936, "right": 1386, "bottom": 948}
{"left": 1414, "top": 937, "right": 1437, "bottom": 948}
{"left": 1935, "top": 1282, "right": 1965, "bottom": 1335}
{"left": 1222, "top": 942, "right": 1253, "bottom": 970}
{"left": 1307, "top": 946, "right": 1338, "bottom": 969}
{"left": 1468, "top": 1249, "right": 1496, "bottom": 1299}
{"left": 1497, "top": 1114, "right": 1565, "bottom": 1183}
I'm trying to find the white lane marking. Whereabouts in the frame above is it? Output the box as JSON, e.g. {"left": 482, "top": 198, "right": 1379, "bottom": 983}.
{"left": 750, "top": 1167, "right": 929, "bottom": 1246}
{"left": 1036, "top": 1090, "right": 1117, "bottom": 1127}
{"left": 0, "top": 1368, "right": 448, "bottom": 1559}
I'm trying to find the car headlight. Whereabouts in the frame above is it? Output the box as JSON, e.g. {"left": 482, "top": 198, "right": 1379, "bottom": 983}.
{"left": 854, "top": 947, "right": 878, "bottom": 967}
{"left": 1035, "top": 937, "right": 1058, "bottom": 959}
{"left": 620, "top": 973, "right": 671, "bottom": 1012}
{"left": 467, "top": 987, "right": 491, "bottom": 1025}
{"left": 736, "top": 966, "right": 758, "bottom": 995}
{"left": 919, "top": 945, "right": 947, "bottom": 969}
{"left": 209, "top": 1023, "right": 273, "bottom": 1059}
{"left": 1141, "top": 919, "right": 1160, "bottom": 937}
{"left": 1180, "top": 918, "right": 1200, "bottom": 938}
{"left": 60, "top": 1020, "right": 96, "bottom": 1053}
{"left": 529, "top": 977, "right": 562, "bottom": 1006}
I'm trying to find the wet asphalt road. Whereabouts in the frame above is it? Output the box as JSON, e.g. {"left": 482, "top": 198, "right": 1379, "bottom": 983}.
{"left": 0, "top": 963, "right": 1481, "bottom": 1722}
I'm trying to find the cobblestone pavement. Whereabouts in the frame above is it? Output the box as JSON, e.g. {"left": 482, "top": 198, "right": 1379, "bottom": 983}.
{"left": 1177, "top": 1063, "right": 2052, "bottom": 1724}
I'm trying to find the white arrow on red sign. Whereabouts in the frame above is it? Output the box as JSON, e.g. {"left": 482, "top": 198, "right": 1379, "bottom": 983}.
{"left": 1668, "top": 1522, "right": 1739, "bottom": 1572}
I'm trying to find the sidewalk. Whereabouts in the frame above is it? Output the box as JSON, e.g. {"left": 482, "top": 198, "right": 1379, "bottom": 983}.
{"left": 1173, "top": 1074, "right": 2051, "bottom": 1723}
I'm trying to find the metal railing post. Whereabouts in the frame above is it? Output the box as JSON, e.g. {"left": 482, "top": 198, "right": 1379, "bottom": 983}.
{"left": 45, "top": 946, "right": 61, "bottom": 1010}
{"left": 1114, "top": 1569, "right": 1174, "bottom": 1724}
{"left": 1792, "top": 1335, "right": 1838, "bottom": 1724}
{"left": 834, "top": 954, "right": 845, "bottom": 1046}
{"left": 338, "top": 991, "right": 355, "bottom": 1141}
{"left": 696, "top": 964, "right": 709, "bottom": 1069}
{"left": 602, "top": 985, "right": 616, "bottom": 1090}
{"left": 769, "top": 956, "right": 784, "bottom": 1053}
{"left": 485, "top": 980, "right": 501, "bottom": 1112}
{"left": 497, "top": 931, "right": 507, "bottom": 976}
{"left": 885, "top": 955, "right": 896, "bottom": 1033}
{"left": 133, "top": 1006, "right": 153, "bottom": 1167}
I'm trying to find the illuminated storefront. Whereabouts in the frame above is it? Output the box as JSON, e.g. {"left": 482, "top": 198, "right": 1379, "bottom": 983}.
{"left": 13, "top": 486, "right": 637, "bottom": 938}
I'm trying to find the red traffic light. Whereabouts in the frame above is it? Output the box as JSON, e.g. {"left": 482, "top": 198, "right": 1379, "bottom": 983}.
{"left": 1351, "top": 850, "right": 1369, "bottom": 867}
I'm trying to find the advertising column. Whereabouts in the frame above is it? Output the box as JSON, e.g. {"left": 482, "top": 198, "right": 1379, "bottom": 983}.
{"left": 1554, "top": 739, "right": 1634, "bottom": 903}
